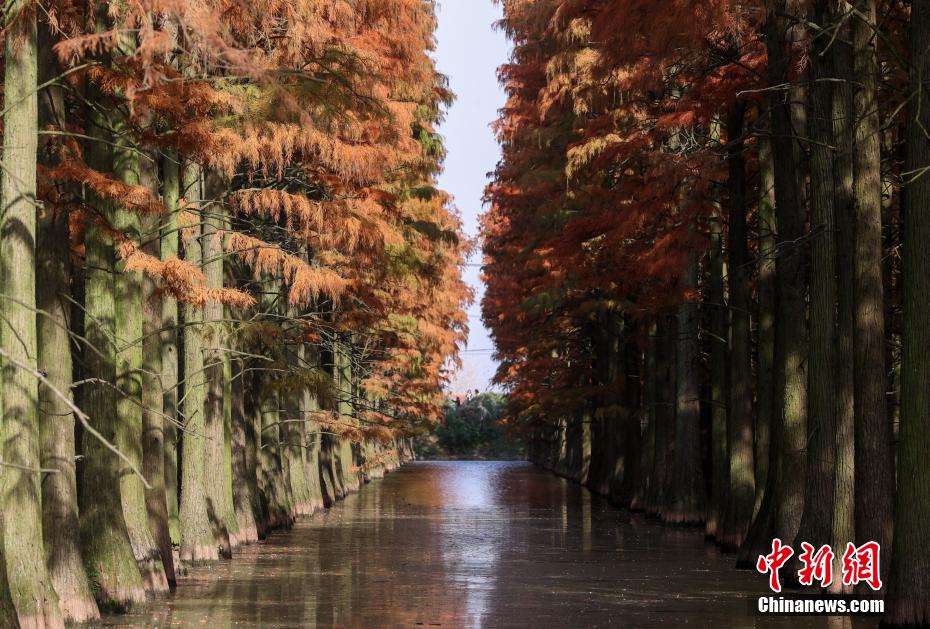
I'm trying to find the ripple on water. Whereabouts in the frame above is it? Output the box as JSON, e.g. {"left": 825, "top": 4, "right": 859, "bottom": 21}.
{"left": 102, "top": 461, "right": 876, "bottom": 628}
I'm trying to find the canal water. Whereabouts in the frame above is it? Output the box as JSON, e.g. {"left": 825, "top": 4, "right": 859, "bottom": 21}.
{"left": 104, "top": 461, "right": 872, "bottom": 628}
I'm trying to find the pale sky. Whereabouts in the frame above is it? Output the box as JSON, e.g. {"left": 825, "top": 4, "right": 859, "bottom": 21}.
{"left": 434, "top": 0, "right": 509, "bottom": 393}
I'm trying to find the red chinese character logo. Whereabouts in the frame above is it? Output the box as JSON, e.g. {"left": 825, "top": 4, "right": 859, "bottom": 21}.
{"left": 757, "top": 538, "right": 795, "bottom": 593}
{"left": 797, "top": 542, "right": 834, "bottom": 588}
{"left": 841, "top": 542, "right": 882, "bottom": 591}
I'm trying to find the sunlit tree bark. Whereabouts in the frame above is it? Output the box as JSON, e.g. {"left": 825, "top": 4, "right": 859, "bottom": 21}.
{"left": 0, "top": 1, "right": 64, "bottom": 624}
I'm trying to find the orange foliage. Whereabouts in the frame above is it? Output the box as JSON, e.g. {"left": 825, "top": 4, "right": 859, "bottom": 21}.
{"left": 484, "top": 0, "right": 764, "bottom": 424}
{"left": 35, "top": 0, "right": 469, "bottom": 439}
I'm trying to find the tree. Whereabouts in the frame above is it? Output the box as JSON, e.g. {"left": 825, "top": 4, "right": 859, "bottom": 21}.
{"left": 852, "top": 0, "right": 894, "bottom": 570}
{"left": 885, "top": 0, "right": 930, "bottom": 621}
{"left": 0, "top": 0, "right": 64, "bottom": 624}
{"left": 36, "top": 20, "right": 101, "bottom": 622}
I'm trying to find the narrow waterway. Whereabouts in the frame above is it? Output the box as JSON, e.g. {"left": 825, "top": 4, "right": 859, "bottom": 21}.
{"left": 104, "top": 462, "right": 872, "bottom": 628}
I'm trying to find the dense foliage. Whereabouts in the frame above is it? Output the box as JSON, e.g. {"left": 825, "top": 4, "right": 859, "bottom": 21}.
{"left": 484, "top": 0, "right": 930, "bottom": 625}
{"left": 417, "top": 393, "right": 523, "bottom": 459}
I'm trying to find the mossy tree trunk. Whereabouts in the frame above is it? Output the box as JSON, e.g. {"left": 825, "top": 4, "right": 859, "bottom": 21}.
{"left": 618, "top": 335, "right": 642, "bottom": 504}
{"left": 245, "top": 371, "right": 270, "bottom": 537}
{"left": 78, "top": 32, "right": 146, "bottom": 612}
{"left": 0, "top": 2, "right": 64, "bottom": 624}
{"left": 111, "top": 102, "right": 168, "bottom": 594}
{"left": 336, "top": 342, "right": 360, "bottom": 494}
{"left": 160, "top": 152, "right": 181, "bottom": 546}
{"left": 140, "top": 158, "right": 176, "bottom": 589}
{"left": 202, "top": 171, "right": 233, "bottom": 556}
{"left": 222, "top": 354, "right": 239, "bottom": 546}
{"left": 178, "top": 162, "right": 218, "bottom": 563}
{"left": 231, "top": 353, "right": 260, "bottom": 542}
{"left": 631, "top": 324, "right": 657, "bottom": 511}
{"left": 35, "top": 18, "right": 100, "bottom": 624}
{"left": 320, "top": 343, "right": 345, "bottom": 503}
{"left": 259, "top": 389, "right": 293, "bottom": 529}
{"left": 284, "top": 331, "right": 312, "bottom": 516}
{"left": 302, "top": 344, "right": 325, "bottom": 513}
{"left": 228, "top": 254, "right": 259, "bottom": 542}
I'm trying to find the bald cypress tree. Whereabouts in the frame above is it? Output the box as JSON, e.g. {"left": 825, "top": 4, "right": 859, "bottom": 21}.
{"left": 885, "top": 0, "right": 930, "bottom": 622}
{"left": 666, "top": 247, "right": 706, "bottom": 524}
{"left": 852, "top": 0, "right": 894, "bottom": 569}
{"left": 111, "top": 85, "right": 168, "bottom": 593}
{"left": 202, "top": 171, "right": 233, "bottom": 556}
{"left": 36, "top": 19, "right": 100, "bottom": 622}
{"left": 161, "top": 152, "right": 182, "bottom": 546}
{"left": 178, "top": 162, "right": 218, "bottom": 562}
{"left": 719, "top": 102, "right": 755, "bottom": 551}
{"left": 0, "top": 0, "right": 64, "bottom": 624}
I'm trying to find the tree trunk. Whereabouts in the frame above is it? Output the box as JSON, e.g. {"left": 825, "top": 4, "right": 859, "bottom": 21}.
{"left": 666, "top": 247, "right": 706, "bottom": 524}
{"left": 35, "top": 19, "right": 100, "bottom": 623}
{"left": 885, "top": 0, "right": 930, "bottom": 621}
{"left": 259, "top": 390, "right": 292, "bottom": 529}
{"left": 740, "top": 12, "right": 807, "bottom": 566}
{"left": 631, "top": 324, "right": 657, "bottom": 511}
{"left": 285, "top": 335, "right": 313, "bottom": 516}
{"left": 765, "top": 7, "right": 808, "bottom": 545}
{"left": 303, "top": 342, "right": 325, "bottom": 514}
{"left": 753, "top": 132, "right": 776, "bottom": 517}
{"left": 202, "top": 171, "right": 233, "bottom": 556}
{"left": 228, "top": 250, "right": 259, "bottom": 543}
{"left": 830, "top": 0, "right": 856, "bottom": 595}
{"left": 852, "top": 0, "right": 894, "bottom": 570}
{"left": 0, "top": 2, "right": 65, "bottom": 624}
{"left": 111, "top": 102, "right": 169, "bottom": 593}
{"left": 244, "top": 372, "right": 270, "bottom": 538}
{"left": 231, "top": 354, "right": 260, "bottom": 543}
{"left": 794, "top": 1, "right": 837, "bottom": 555}
{"left": 336, "top": 343, "right": 361, "bottom": 495}
{"left": 140, "top": 159, "right": 176, "bottom": 588}
{"left": 719, "top": 102, "right": 755, "bottom": 551}
{"left": 178, "top": 162, "right": 219, "bottom": 562}
{"left": 706, "top": 208, "right": 729, "bottom": 539}
{"left": 324, "top": 343, "right": 347, "bottom": 501}
{"left": 319, "top": 432, "right": 340, "bottom": 507}
{"left": 160, "top": 152, "right": 181, "bottom": 546}
{"left": 223, "top": 354, "right": 239, "bottom": 545}
{"left": 647, "top": 316, "right": 675, "bottom": 517}
{"left": 619, "top": 335, "right": 642, "bottom": 504}
{"left": 78, "top": 36, "right": 146, "bottom": 610}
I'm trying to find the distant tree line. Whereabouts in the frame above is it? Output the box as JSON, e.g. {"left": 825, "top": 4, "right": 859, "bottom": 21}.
{"left": 417, "top": 394, "right": 524, "bottom": 460}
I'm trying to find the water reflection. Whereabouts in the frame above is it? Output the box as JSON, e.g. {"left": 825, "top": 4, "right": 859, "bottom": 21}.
{"left": 102, "top": 462, "right": 876, "bottom": 628}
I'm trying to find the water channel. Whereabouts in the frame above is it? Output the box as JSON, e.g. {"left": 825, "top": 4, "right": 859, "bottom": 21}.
{"left": 102, "top": 461, "right": 873, "bottom": 628}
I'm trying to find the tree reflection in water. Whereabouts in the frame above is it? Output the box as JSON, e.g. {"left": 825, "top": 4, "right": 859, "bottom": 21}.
{"left": 101, "top": 462, "right": 875, "bottom": 628}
